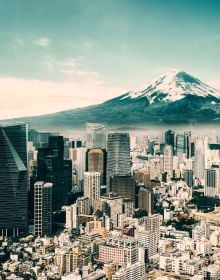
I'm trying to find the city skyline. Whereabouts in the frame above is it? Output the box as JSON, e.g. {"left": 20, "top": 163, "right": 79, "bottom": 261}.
{"left": 1, "top": 0, "right": 220, "bottom": 119}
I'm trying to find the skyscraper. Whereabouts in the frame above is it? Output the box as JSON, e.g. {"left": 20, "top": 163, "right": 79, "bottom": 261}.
{"left": 163, "top": 145, "right": 173, "bottom": 178}
{"left": 184, "top": 131, "right": 191, "bottom": 159}
{"left": 176, "top": 134, "right": 185, "bottom": 156}
{"left": 70, "top": 146, "right": 87, "bottom": 186}
{"left": 34, "top": 181, "right": 53, "bottom": 236}
{"left": 194, "top": 138, "right": 206, "bottom": 180}
{"left": 107, "top": 133, "right": 131, "bottom": 189}
{"left": 84, "top": 172, "right": 101, "bottom": 209}
{"left": 48, "top": 135, "right": 64, "bottom": 160}
{"left": 110, "top": 175, "right": 136, "bottom": 202}
{"left": 86, "top": 122, "right": 107, "bottom": 149}
{"left": 37, "top": 137, "right": 72, "bottom": 211}
{"left": 138, "top": 187, "right": 154, "bottom": 215}
{"left": 86, "top": 148, "right": 107, "bottom": 185}
{"left": 165, "top": 130, "right": 175, "bottom": 152}
{"left": 184, "top": 170, "right": 194, "bottom": 188}
{"left": 205, "top": 166, "right": 220, "bottom": 198}
{"left": 65, "top": 203, "right": 78, "bottom": 231}
{"left": 0, "top": 123, "right": 28, "bottom": 236}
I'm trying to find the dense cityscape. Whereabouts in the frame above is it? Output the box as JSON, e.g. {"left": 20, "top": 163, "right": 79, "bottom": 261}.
{"left": 1, "top": 122, "right": 220, "bottom": 279}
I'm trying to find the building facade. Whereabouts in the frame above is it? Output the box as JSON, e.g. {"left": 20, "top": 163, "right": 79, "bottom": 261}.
{"left": 0, "top": 123, "right": 28, "bottom": 236}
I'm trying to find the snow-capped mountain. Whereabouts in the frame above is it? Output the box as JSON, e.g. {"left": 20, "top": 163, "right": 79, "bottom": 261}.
{"left": 120, "top": 69, "right": 220, "bottom": 104}
{"left": 13, "top": 70, "right": 220, "bottom": 129}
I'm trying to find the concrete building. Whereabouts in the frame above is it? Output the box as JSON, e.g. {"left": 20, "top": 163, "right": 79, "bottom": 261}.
{"left": 163, "top": 145, "right": 173, "bottom": 178}
{"left": 136, "top": 228, "right": 158, "bottom": 258}
{"left": 112, "top": 262, "right": 147, "bottom": 280}
{"left": 65, "top": 204, "right": 78, "bottom": 231}
{"left": 138, "top": 187, "right": 154, "bottom": 215}
{"left": 84, "top": 172, "right": 101, "bottom": 210}
{"left": 205, "top": 166, "right": 220, "bottom": 197}
{"left": 99, "top": 237, "right": 138, "bottom": 266}
{"left": 34, "top": 182, "right": 53, "bottom": 236}
{"left": 184, "top": 169, "right": 194, "bottom": 187}
{"left": 110, "top": 175, "right": 136, "bottom": 201}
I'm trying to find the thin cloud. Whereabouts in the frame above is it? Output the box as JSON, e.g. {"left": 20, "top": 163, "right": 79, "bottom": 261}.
{"left": 34, "top": 37, "right": 51, "bottom": 48}
{"left": 0, "top": 76, "right": 128, "bottom": 120}
{"left": 14, "top": 37, "right": 25, "bottom": 45}
{"left": 83, "top": 40, "right": 95, "bottom": 48}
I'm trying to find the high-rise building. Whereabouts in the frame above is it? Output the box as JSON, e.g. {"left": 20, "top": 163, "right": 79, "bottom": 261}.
{"left": 194, "top": 138, "right": 206, "bottom": 180}
{"left": 37, "top": 138, "right": 72, "bottom": 210}
{"left": 107, "top": 133, "right": 131, "bottom": 189}
{"left": 165, "top": 130, "right": 175, "bottom": 152}
{"left": 86, "top": 148, "right": 107, "bottom": 185}
{"left": 176, "top": 134, "right": 185, "bottom": 156}
{"left": 86, "top": 122, "right": 107, "bottom": 149}
{"left": 110, "top": 175, "right": 136, "bottom": 202}
{"left": 34, "top": 181, "right": 53, "bottom": 236}
{"left": 0, "top": 123, "right": 28, "bottom": 236}
{"left": 70, "top": 147, "right": 87, "bottom": 186}
{"left": 138, "top": 187, "right": 154, "bottom": 215}
{"left": 176, "top": 131, "right": 191, "bottom": 158}
{"left": 184, "top": 131, "right": 191, "bottom": 159}
{"left": 136, "top": 229, "right": 158, "bottom": 258}
{"left": 84, "top": 172, "right": 101, "bottom": 209}
{"left": 48, "top": 135, "right": 64, "bottom": 160}
{"left": 205, "top": 166, "right": 220, "bottom": 198}
{"left": 142, "top": 214, "right": 160, "bottom": 246}
{"left": 65, "top": 204, "right": 78, "bottom": 231}
{"left": 184, "top": 170, "right": 194, "bottom": 188}
{"left": 163, "top": 145, "right": 173, "bottom": 178}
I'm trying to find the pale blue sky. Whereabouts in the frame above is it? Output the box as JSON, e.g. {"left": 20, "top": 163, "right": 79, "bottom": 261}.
{"left": 0, "top": 0, "right": 220, "bottom": 118}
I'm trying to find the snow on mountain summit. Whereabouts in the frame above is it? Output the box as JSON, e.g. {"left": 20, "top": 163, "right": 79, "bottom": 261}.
{"left": 121, "top": 70, "right": 220, "bottom": 104}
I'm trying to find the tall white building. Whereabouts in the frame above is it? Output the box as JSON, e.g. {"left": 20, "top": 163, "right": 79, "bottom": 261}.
{"left": 34, "top": 181, "right": 53, "bottom": 236}
{"left": 194, "top": 137, "right": 206, "bottom": 180}
{"left": 164, "top": 145, "right": 173, "bottom": 178}
{"left": 142, "top": 214, "right": 160, "bottom": 246}
{"left": 69, "top": 147, "right": 87, "bottom": 186}
{"left": 136, "top": 228, "right": 158, "bottom": 258}
{"left": 84, "top": 172, "right": 101, "bottom": 208}
{"left": 76, "top": 197, "right": 91, "bottom": 215}
{"left": 65, "top": 204, "right": 78, "bottom": 230}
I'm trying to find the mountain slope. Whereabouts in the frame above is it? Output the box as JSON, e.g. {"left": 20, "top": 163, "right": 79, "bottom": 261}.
{"left": 14, "top": 70, "right": 220, "bottom": 129}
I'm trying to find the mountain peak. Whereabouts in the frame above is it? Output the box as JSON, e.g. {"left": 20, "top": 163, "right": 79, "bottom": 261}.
{"left": 122, "top": 70, "right": 220, "bottom": 103}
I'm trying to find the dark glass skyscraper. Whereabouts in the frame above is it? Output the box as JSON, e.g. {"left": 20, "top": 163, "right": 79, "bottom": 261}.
{"left": 165, "top": 130, "right": 175, "bottom": 151}
{"left": 107, "top": 133, "right": 131, "bottom": 189}
{"left": 0, "top": 123, "right": 28, "bottom": 236}
{"left": 48, "top": 135, "right": 64, "bottom": 160}
{"left": 36, "top": 136, "right": 72, "bottom": 211}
